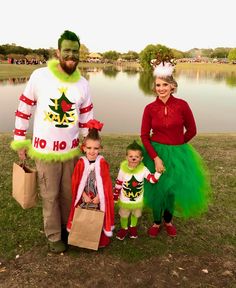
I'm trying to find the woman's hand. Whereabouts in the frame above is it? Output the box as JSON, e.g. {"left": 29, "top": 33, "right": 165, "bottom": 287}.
{"left": 154, "top": 156, "right": 165, "bottom": 173}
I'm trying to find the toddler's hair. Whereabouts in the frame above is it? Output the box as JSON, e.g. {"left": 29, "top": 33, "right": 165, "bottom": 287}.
{"left": 126, "top": 140, "right": 143, "bottom": 155}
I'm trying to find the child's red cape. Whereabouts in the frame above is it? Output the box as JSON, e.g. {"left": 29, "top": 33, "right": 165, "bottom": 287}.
{"left": 67, "top": 156, "right": 114, "bottom": 236}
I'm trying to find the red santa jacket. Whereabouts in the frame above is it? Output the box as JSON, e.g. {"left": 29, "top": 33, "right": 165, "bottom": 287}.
{"left": 67, "top": 155, "right": 114, "bottom": 236}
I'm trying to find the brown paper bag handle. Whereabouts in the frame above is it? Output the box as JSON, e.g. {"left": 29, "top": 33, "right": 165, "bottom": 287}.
{"left": 84, "top": 203, "right": 99, "bottom": 210}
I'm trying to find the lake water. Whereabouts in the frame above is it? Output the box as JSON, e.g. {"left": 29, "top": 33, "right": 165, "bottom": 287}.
{"left": 0, "top": 66, "right": 236, "bottom": 134}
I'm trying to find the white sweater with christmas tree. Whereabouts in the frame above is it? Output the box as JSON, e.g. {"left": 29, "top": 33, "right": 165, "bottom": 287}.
{"left": 114, "top": 160, "right": 161, "bottom": 209}
{"left": 11, "top": 59, "right": 93, "bottom": 161}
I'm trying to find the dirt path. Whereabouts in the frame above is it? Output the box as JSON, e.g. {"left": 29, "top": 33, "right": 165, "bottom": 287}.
{"left": 0, "top": 246, "right": 235, "bottom": 288}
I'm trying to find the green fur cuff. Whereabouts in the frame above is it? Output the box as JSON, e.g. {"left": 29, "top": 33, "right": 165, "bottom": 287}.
{"left": 118, "top": 200, "right": 143, "bottom": 210}
{"left": 28, "top": 147, "right": 81, "bottom": 162}
{"left": 47, "top": 59, "right": 81, "bottom": 83}
{"left": 11, "top": 139, "right": 31, "bottom": 151}
{"left": 120, "top": 160, "right": 145, "bottom": 174}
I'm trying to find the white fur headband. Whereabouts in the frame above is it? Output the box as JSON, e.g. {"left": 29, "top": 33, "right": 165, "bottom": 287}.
{"left": 153, "top": 62, "right": 174, "bottom": 77}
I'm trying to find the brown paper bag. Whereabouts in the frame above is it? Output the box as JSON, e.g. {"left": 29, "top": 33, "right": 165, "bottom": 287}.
{"left": 68, "top": 206, "right": 104, "bottom": 250}
{"left": 12, "top": 162, "right": 38, "bottom": 209}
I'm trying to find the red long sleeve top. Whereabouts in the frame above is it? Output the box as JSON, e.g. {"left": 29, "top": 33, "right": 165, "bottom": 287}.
{"left": 141, "top": 95, "right": 197, "bottom": 159}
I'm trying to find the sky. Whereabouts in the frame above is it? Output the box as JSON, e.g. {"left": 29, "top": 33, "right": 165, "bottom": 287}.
{"left": 1, "top": 0, "right": 235, "bottom": 53}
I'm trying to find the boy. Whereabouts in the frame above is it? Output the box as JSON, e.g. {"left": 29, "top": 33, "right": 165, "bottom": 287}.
{"left": 114, "top": 141, "right": 161, "bottom": 240}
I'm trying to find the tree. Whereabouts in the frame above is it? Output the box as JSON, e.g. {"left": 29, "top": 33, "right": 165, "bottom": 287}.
{"left": 228, "top": 48, "right": 236, "bottom": 62}
{"left": 139, "top": 44, "right": 173, "bottom": 70}
{"left": 79, "top": 44, "right": 89, "bottom": 62}
{"left": 201, "top": 48, "right": 214, "bottom": 58}
{"left": 172, "top": 49, "right": 185, "bottom": 59}
{"left": 102, "top": 50, "right": 120, "bottom": 62}
{"left": 121, "top": 51, "right": 139, "bottom": 61}
{"left": 33, "top": 48, "right": 50, "bottom": 60}
{"left": 211, "top": 47, "right": 230, "bottom": 59}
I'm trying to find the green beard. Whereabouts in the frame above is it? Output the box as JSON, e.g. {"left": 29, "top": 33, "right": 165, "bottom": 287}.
{"left": 59, "top": 59, "right": 78, "bottom": 75}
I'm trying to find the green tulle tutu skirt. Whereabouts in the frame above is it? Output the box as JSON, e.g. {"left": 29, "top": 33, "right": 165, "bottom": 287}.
{"left": 143, "top": 142, "right": 211, "bottom": 220}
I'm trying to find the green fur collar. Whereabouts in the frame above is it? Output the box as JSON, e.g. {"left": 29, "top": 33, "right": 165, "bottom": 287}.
{"left": 120, "top": 160, "right": 145, "bottom": 174}
{"left": 47, "top": 59, "right": 81, "bottom": 83}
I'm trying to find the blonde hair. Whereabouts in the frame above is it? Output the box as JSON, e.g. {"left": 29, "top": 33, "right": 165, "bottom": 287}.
{"left": 153, "top": 75, "right": 178, "bottom": 94}
{"left": 84, "top": 128, "right": 101, "bottom": 143}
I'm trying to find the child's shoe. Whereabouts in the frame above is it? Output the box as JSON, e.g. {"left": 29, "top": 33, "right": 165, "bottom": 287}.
{"left": 116, "top": 228, "right": 128, "bottom": 240}
{"left": 129, "top": 226, "right": 138, "bottom": 239}
{"left": 99, "top": 231, "right": 110, "bottom": 248}
{"left": 164, "top": 222, "right": 177, "bottom": 237}
{"left": 147, "top": 224, "right": 161, "bottom": 238}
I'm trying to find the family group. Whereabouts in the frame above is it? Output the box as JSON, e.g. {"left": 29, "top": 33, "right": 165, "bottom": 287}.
{"left": 11, "top": 30, "right": 211, "bottom": 253}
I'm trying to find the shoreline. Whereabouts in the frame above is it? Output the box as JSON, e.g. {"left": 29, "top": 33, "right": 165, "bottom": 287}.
{"left": 1, "top": 62, "right": 236, "bottom": 80}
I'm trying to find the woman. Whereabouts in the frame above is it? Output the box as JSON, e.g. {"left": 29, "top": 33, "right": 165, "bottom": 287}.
{"left": 141, "top": 60, "right": 211, "bottom": 238}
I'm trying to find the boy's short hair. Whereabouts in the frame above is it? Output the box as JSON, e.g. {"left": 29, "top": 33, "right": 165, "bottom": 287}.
{"left": 58, "top": 30, "right": 80, "bottom": 49}
{"left": 126, "top": 140, "right": 143, "bottom": 155}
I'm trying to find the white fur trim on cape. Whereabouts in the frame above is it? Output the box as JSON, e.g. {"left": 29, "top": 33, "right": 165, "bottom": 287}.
{"left": 103, "top": 225, "right": 115, "bottom": 237}
{"left": 74, "top": 155, "right": 105, "bottom": 211}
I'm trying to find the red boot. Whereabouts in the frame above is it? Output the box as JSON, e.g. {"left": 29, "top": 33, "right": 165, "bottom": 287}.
{"left": 129, "top": 226, "right": 138, "bottom": 239}
{"left": 164, "top": 223, "right": 177, "bottom": 237}
{"left": 147, "top": 224, "right": 161, "bottom": 238}
{"left": 99, "top": 231, "right": 110, "bottom": 248}
{"left": 116, "top": 228, "right": 128, "bottom": 240}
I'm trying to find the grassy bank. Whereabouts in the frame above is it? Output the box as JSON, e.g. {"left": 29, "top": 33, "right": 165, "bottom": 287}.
{"left": 0, "top": 133, "right": 235, "bottom": 262}
{"left": 1, "top": 62, "right": 236, "bottom": 79}
{"left": 176, "top": 62, "right": 236, "bottom": 72}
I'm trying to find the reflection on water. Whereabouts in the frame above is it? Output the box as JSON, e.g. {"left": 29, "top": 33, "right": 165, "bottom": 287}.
{"left": 1, "top": 67, "right": 236, "bottom": 133}
{"left": 5, "top": 68, "right": 236, "bottom": 91}
{"left": 175, "top": 69, "right": 236, "bottom": 88}
{"left": 80, "top": 65, "right": 141, "bottom": 79}
{"left": 138, "top": 71, "right": 154, "bottom": 95}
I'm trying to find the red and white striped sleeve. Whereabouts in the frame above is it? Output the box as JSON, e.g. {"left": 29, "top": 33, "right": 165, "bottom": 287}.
{"left": 14, "top": 74, "right": 37, "bottom": 140}
{"left": 78, "top": 80, "right": 94, "bottom": 137}
{"left": 144, "top": 167, "right": 161, "bottom": 184}
{"left": 113, "top": 169, "right": 124, "bottom": 201}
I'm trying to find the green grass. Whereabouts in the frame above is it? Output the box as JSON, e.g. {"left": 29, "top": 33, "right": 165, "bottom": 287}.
{"left": 176, "top": 62, "right": 236, "bottom": 72}
{"left": 0, "top": 133, "right": 235, "bottom": 262}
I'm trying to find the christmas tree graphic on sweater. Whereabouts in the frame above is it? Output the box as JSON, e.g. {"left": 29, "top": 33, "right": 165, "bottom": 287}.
{"left": 49, "top": 87, "right": 75, "bottom": 128}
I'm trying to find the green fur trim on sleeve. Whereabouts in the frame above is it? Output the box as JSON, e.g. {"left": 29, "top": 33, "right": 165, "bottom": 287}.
{"left": 120, "top": 160, "right": 145, "bottom": 174}
{"left": 47, "top": 59, "right": 81, "bottom": 83}
{"left": 10, "top": 139, "right": 31, "bottom": 151}
{"left": 28, "top": 147, "right": 81, "bottom": 162}
{"left": 118, "top": 200, "right": 143, "bottom": 210}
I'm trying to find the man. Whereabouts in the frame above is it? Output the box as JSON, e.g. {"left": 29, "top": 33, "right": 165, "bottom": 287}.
{"left": 11, "top": 30, "right": 93, "bottom": 253}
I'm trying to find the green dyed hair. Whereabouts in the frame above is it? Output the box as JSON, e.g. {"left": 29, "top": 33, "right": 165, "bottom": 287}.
{"left": 126, "top": 140, "right": 143, "bottom": 155}
{"left": 58, "top": 30, "right": 80, "bottom": 49}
